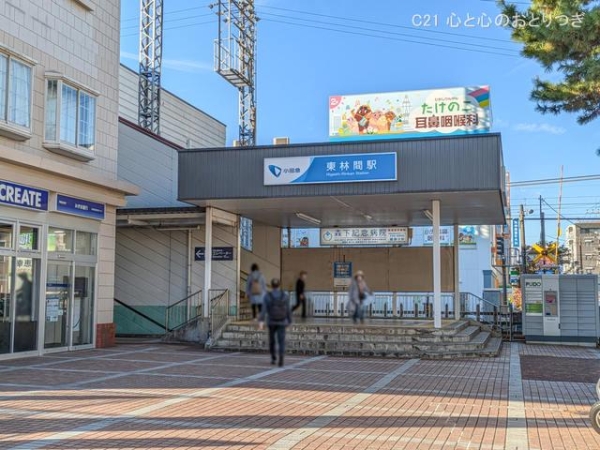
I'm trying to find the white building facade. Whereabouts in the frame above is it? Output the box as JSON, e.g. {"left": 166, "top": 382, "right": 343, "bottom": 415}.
{"left": 0, "top": 0, "right": 137, "bottom": 358}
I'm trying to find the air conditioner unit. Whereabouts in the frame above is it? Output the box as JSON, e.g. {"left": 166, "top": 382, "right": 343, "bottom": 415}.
{"left": 232, "top": 140, "right": 241, "bottom": 147}
{"left": 273, "top": 137, "right": 290, "bottom": 145}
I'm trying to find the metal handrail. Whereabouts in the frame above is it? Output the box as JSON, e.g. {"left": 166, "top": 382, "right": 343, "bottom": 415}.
{"left": 207, "top": 289, "right": 230, "bottom": 346}
{"left": 114, "top": 298, "right": 166, "bottom": 331}
{"left": 165, "top": 290, "right": 202, "bottom": 332}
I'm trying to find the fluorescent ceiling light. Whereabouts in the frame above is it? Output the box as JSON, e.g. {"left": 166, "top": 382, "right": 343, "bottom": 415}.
{"left": 363, "top": 214, "right": 373, "bottom": 221}
{"left": 295, "top": 212, "right": 321, "bottom": 226}
{"left": 423, "top": 209, "right": 434, "bottom": 221}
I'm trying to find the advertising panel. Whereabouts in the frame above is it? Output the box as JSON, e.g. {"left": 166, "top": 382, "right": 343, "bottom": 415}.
{"left": 329, "top": 86, "right": 491, "bottom": 141}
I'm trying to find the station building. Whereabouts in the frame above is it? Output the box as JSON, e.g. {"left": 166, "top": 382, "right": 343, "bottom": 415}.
{"left": 0, "top": 0, "right": 137, "bottom": 358}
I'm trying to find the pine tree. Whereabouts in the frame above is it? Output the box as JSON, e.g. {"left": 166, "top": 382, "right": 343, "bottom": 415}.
{"left": 499, "top": 1, "right": 600, "bottom": 124}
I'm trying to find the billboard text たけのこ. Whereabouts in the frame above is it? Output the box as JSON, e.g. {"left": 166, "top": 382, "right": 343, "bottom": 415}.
{"left": 329, "top": 86, "right": 491, "bottom": 141}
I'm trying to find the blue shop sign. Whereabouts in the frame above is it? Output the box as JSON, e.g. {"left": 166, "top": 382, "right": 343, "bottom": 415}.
{"left": 512, "top": 219, "right": 520, "bottom": 247}
{"left": 195, "top": 247, "right": 234, "bottom": 261}
{"left": 264, "top": 152, "right": 397, "bottom": 186}
{"left": 0, "top": 180, "right": 48, "bottom": 211}
{"left": 56, "top": 194, "right": 105, "bottom": 220}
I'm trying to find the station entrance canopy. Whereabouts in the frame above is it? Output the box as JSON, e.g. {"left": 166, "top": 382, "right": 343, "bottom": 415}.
{"left": 178, "top": 134, "right": 506, "bottom": 229}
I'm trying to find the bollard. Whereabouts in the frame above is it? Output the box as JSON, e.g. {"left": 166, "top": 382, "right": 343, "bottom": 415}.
{"left": 399, "top": 303, "right": 404, "bottom": 318}
{"left": 445, "top": 303, "right": 449, "bottom": 319}
{"left": 384, "top": 302, "right": 388, "bottom": 318}
{"left": 369, "top": 303, "right": 373, "bottom": 317}
{"left": 414, "top": 303, "right": 419, "bottom": 318}
{"left": 476, "top": 304, "right": 481, "bottom": 322}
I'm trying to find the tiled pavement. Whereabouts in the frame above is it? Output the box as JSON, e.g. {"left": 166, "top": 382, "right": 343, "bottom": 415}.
{"left": 0, "top": 343, "right": 599, "bottom": 449}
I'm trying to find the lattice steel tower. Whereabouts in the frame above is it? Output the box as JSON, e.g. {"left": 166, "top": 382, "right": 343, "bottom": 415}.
{"left": 138, "top": 0, "right": 163, "bottom": 134}
{"left": 213, "top": 0, "right": 257, "bottom": 146}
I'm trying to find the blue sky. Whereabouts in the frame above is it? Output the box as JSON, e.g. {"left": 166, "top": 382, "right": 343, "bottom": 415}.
{"left": 119, "top": 0, "right": 600, "bottom": 247}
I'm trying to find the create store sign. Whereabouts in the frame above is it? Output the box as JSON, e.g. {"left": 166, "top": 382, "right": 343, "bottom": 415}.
{"left": 0, "top": 180, "right": 48, "bottom": 211}
{"left": 329, "top": 86, "right": 492, "bottom": 142}
{"left": 264, "top": 152, "right": 397, "bottom": 186}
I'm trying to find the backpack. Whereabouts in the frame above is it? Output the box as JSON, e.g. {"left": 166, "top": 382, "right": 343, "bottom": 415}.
{"left": 251, "top": 275, "right": 262, "bottom": 295}
{"left": 268, "top": 291, "right": 288, "bottom": 321}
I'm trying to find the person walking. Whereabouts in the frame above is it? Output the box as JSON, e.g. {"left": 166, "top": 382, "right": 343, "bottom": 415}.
{"left": 246, "top": 263, "right": 266, "bottom": 320}
{"left": 348, "top": 270, "right": 371, "bottom": 324}
{"left": 292, "top": 271, "right": 308, "bottom": 319}
{"left": 258, "top": 278, "right": 292, "bottom": 367}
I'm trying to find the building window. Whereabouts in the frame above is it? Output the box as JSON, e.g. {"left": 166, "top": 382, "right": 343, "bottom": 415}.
{"left": 44, "top": 76, "right": 97, "bottom": 161}
{"left": 0, "top": 53, "right": 32, "bottom": 140}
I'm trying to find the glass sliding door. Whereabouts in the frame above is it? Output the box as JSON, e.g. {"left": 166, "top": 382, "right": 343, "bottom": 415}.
{"left": 45, "top": 262, "right": 72, "bottom": 349}
{"left": 14, "top": 257, "right": 40, "bottom": 352}
{"left": 72, "top": 265, "right": 94, "bottom": 346}
{"left": 0, "top": 255, "right": 13, "bottom": 354}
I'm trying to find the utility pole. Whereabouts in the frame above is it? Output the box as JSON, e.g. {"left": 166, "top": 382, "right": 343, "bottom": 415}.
{"left": 520, "top": 204, "right": 527, "bottom": 273}
{"left": 539, "top": 195, "right": 546, "bottom": 247}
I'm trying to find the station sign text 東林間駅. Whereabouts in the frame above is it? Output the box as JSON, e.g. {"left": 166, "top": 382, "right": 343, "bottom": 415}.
{"left": 56, "top": 194, "right": 105, "bottom": 220}
{"left": 0, "top": 180, "right": 48, "bottom": 211}
{"left": 263, "top": 152, "right": 397, "bottom": 186}
{"left": 321, "top": 227, "right": 409, "bottom": 246}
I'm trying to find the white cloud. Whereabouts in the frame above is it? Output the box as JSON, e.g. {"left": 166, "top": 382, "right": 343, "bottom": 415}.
{"left": 120, "top": 51, "right": 212, "bottom": 73}
{"left": 513, "top": 122, "right": 566, "bottom": 135}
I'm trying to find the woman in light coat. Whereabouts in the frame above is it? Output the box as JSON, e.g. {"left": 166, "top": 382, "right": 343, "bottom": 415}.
{"left": 246, "top": 263, "right": 266, "bottom": 319}
{"left": 348, "top": 270, "right": 371, "bottom": 324}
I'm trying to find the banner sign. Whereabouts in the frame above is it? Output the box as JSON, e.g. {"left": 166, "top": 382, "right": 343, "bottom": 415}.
{"left": 423, "top": 227, "right": 452, "bottom": 246}
{"left": 333, "top": 261, "right": 352, "bottom": 288}
{"left": 457, "top": 226, "right": 477, "bottom": 248}
{"left": 512, "top": 218, "right": 520, "bottom": 247}
{"left": 264, "top": 152, "right": 397, "bottom": 186}
{"left": 56, "top": 194, "right": 105, "bottom": 220}
{"left": 329, "top": 86, "right": 491, "bottom": 141}
{"left": 0, "top": 180, "right": 48, "bottom": 211}
{"left": 321, "top": 227, "right": 409, "bottom": 246}
{"left": 194, "top": 247, "right": 234, "bottom": 262}
{"left": 523, "top": 278, "right": 543, "bottom": 315}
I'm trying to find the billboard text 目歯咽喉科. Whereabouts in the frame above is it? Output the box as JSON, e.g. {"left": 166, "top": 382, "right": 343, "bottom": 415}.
{"left": 329, "top": 86, "right": 491, "bottom": 141}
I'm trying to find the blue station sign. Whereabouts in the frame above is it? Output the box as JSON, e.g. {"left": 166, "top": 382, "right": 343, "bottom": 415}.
{"left": 512, "top": 219, "right": 520, "bottom": 247}
{"left": 264, "top": 152, "right": 397, "bottom": 186}
{"left": 56, "top": 194, "right": 105, "bottom": 220}
{"left": 0, "top": 180, "right": 48, "bottom": 211}
{"left": 195, "top": 247, "right": 234, "bottom": 262}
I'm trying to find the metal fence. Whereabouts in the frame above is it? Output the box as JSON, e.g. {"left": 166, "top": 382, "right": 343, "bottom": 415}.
{"left": 165, "top": 290, "right": 202, "bottom": 331}
{"left": 288, "top": 291, "right": 498, "bottom": 321}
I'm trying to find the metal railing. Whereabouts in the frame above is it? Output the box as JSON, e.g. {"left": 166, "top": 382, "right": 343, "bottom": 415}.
{"left": 165, "top": 290, "right": 202, "bottom": 332}
{"left": 287, "top": 291, "right": 500, "bottom": 323}
{"left": 208, "top": 289, "right": 230, "bottom": 343}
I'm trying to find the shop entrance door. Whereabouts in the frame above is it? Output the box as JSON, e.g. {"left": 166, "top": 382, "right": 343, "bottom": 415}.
{"left": 44, "top": 262, "right": 72, "bottom": 349}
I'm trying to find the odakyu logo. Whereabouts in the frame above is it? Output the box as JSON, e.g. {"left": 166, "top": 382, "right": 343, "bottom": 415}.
{"left": 268, "top": 165, "right": 282, "bottom": 178}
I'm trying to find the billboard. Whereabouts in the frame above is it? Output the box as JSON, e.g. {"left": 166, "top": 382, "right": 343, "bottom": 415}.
{"left": 329, "top": 86, "right": 491, "bottom": 141}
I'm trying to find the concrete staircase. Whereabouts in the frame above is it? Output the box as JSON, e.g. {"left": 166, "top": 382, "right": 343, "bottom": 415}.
{"left": 211, "top": 319, "right": 502, "bottom": 359}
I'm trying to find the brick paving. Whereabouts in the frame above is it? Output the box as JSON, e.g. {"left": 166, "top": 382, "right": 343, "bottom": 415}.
{"left": 0, "top": 343, "right": 598, "bottom": 449}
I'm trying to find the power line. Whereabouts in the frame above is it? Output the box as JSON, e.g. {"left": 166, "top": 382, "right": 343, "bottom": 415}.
{"left": 510, "top": 174, "right": 600, "bottom": 187}
{"left": 121, "top": 20, "right": 214, "bottom": 38}
{"left": 259, "top": 4, "right": 516, "bottom": 45}
{"left": 259, "top": 12, "right": 520, "bottom": 55}
{"left": 122, "top": 4, "right": 211, "bottom": 23}
{"left": 121, "top": 13, "right": 213, "bottom": 31}
{"left": 262, "top": 18, "right": 519, "bottom": 58}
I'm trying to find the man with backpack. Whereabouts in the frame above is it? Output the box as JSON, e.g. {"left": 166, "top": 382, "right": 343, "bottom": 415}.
{"left": 258, "top": 278, "right": 292, "bottom": 367}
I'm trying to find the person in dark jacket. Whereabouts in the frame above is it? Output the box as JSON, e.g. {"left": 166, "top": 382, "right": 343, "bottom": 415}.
{"left": 292, "top": 271, "right": 307, "bottom": 318}
{"left": 258, "top": 278, "right": 292, "bottom": 367}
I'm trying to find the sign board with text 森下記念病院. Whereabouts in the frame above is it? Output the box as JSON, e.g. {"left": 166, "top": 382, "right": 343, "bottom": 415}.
{"left": 0, "top": 180, "right": 48, "bottom": 211}
{"left": 321, "top": 227, "right": 409, "bottom": 246}
{"left": 329, "top": 86, "right": 492, "bottom": 141}
{"left": 263, "top": 152, "right": 397, "bottom": 186}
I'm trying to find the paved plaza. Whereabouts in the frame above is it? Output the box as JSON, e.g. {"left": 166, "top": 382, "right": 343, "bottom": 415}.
{"left": 0, "top": 343, "right": 599, "bottom": 450}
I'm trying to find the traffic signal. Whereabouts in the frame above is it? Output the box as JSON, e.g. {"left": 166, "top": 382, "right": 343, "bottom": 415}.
{"left": 496, "top": 235, "right": 505, "bottom": 256}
